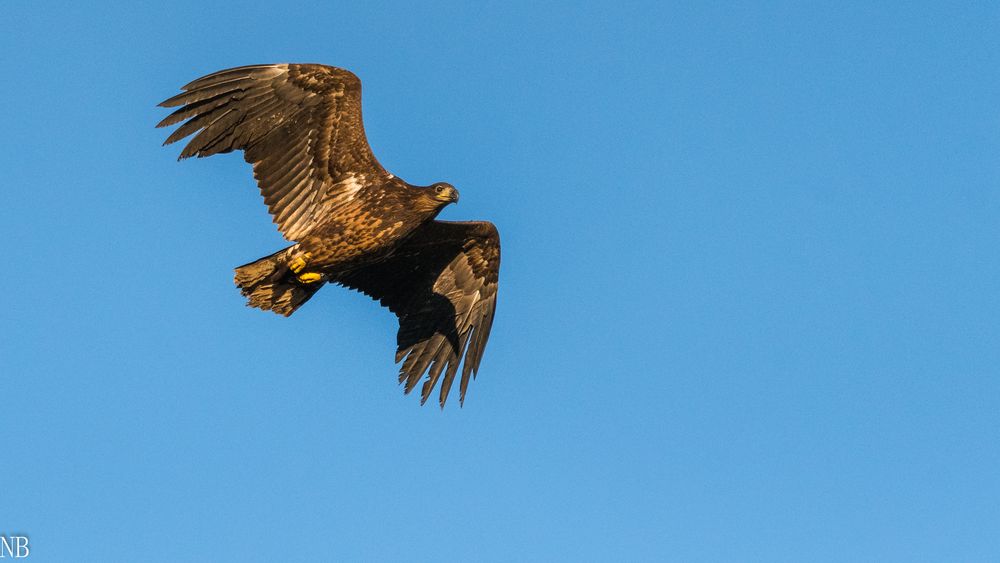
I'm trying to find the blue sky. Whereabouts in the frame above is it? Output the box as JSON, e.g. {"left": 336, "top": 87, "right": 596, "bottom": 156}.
{"left": 2, "top": 1, "right": 998, "bottom": 561}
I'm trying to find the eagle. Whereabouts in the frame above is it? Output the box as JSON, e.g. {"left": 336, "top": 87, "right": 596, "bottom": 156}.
{"left": 156, "top": 63, "right": 500, "bottom": 407}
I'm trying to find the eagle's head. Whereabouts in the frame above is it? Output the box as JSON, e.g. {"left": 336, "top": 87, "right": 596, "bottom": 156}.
{"left": 415, "top": 182, "right": 460, "bottom": 212}
{"left": 432, "top": 182, "right": 460, "bottom": 204}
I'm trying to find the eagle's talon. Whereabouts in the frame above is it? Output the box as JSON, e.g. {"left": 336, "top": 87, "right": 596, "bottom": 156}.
{"left": 297, "top": 272, "right": 323, "bottom": 284}
{"left": 289, "top": 252, "right": 312, "bottom": 273}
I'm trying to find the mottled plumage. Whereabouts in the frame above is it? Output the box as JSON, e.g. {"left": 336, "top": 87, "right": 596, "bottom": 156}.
{"left": 157, "top": 63, "right": 500, "bottom": 406}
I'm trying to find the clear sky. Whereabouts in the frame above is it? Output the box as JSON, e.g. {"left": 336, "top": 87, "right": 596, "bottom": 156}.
{"left": 2, "top": 2, "right": 998, "bottom": 561}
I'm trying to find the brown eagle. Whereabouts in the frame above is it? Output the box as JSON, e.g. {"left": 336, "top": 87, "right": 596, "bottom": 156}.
{"left": 156, "top": 63, "right": 500, "bottom": 407}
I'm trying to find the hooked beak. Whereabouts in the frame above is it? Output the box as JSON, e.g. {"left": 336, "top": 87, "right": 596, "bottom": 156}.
{"left": 436, "top": 186, "right": 460, "bottom": 204}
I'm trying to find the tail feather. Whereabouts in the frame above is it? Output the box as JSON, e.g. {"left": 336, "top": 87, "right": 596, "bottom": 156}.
{"left": 234, "top": 247, "right": 322, "bottom": 317}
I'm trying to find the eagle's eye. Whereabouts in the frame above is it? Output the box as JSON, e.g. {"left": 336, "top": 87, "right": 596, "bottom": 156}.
{"left": 435, "top": 185, "right": 445, "bottom": 193}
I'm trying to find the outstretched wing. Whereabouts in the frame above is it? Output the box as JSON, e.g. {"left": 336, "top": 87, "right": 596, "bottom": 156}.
{"left": 336, "top": 221, "right": 501, "bottom": 407}
{"left": 157, "top": 63, "right": 385, "bottom": 241}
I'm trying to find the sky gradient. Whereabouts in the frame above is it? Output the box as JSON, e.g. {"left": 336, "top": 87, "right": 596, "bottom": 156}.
{"left": 2, "top": 2, "right": 999, "bottom": 561}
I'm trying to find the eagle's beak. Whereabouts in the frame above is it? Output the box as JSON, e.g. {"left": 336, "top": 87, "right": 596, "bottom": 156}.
{"left": 449, "top": 188, "right": 460, "bottom": 203}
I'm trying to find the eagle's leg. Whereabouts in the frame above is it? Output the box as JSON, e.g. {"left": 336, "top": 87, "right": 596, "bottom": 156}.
{"left": 288, "top": 251, "right": 323, "bottom": 284}
{"left": 288, "top": 252, "right": 312, "bottom": 274}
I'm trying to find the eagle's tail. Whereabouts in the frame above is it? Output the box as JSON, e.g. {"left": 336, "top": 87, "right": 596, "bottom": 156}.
{"left": 234, "top": 247, "right": 323, "bottom": 317}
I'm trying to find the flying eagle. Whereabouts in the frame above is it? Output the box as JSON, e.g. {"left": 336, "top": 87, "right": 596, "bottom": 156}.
{"left": 156, "top": 63, "right": 500, "bottom": 407}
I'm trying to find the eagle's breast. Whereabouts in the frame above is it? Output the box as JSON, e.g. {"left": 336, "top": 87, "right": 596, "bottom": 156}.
{"left": 297, "top": 176, "right": 424, "bottom": 267}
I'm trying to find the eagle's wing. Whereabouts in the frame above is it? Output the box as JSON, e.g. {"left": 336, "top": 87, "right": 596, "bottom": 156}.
{"left": 336, "top": 221, "right": 501, "bottom": 407}
{"left": 157, "top": 63, "right": 384, "bottom": 241}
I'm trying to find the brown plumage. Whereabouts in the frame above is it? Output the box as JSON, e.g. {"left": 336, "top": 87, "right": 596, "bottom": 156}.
{"left": 157, "top": 63, "right": 500, "bottom": 407}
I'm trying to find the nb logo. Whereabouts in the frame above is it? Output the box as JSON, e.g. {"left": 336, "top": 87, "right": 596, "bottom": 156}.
{"left": 0, "top": 536, "right": 29, "bottom": 559}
